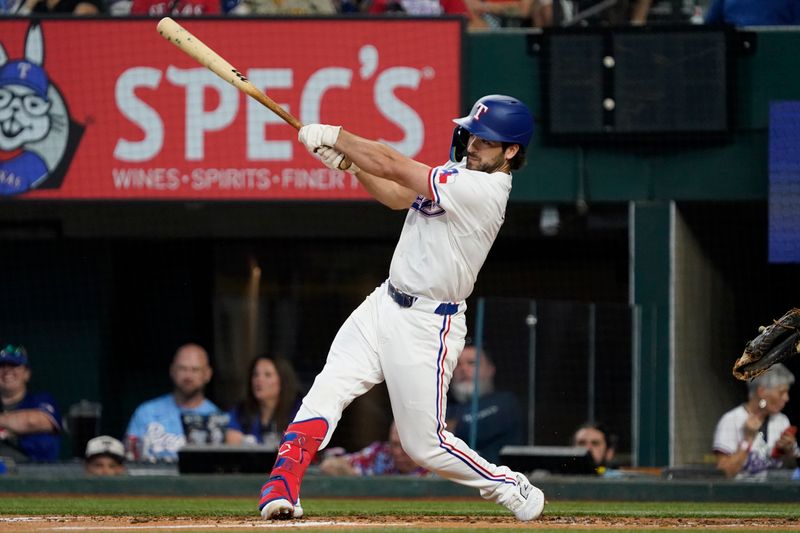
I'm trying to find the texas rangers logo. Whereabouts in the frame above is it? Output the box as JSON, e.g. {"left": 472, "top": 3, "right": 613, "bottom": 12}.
{"left": 473, "top": 102, "right": 489, "bottom": 120}
{"left": 0, "top": 22, "right": 84, "bottom": 196}
{"left": 436, "top": 168, "right": 457, "bottom": 184}
{"left": 426, "top": 167, "right": 457, "bottom": 209}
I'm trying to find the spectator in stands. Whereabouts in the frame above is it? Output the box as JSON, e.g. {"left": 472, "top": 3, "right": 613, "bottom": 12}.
{"left": 531, "top": 0, "right": 552, "bottom": 26}
{"left": 128, "top": 0, "right": 219, "bottom": 16}
{"left": 84, "top": 435, "right": 126, "bottom": 476}
{"left": 0, "top": 344, "right": 63, "bottom": 463}
{"left": 367, "top": 0, "right": 488, "bottom": 30}
{"left": 106, "top": 0, "right": 132, "bottom": 14}
{"left": 446, "top": 344, "right": 522, "bottom": 464}
{"left": 125, "top": 343, "right": 221, "bottom": 463}
{"left": 467, "top": 0, "right": 533, "bottom": 28}
{"left": 226, "top": 0, "right": 334, "bottom": 15}
{"left": 1, "top": 0, "right": 26, "bottom": 13}
{"left": 704, "top": 0, "right": 800, "bottom": 26}
{"left": 573, "top": 421, "right": 618, "bottom": 475}
{"left": 713, "top": 363, "right": 799, "bottom": 479}
{"left": 16, "top": 0, "right": 103, "bottom": 14}
{"left": 225, "top": 355, "right": 302, "bottom": 449}
{"left": 319, "top": 420, "right": 427, "bottom": 476}
{"left": 540, "top": 0, "right": 651, "bottom": 26}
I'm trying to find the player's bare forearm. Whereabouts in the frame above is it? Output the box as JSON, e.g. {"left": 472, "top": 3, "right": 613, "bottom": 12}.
{"left": 335, "top": 130, "right": 431, "bottom": 199}
{"left": 353, "top": 169, "right": 417, "bottom": 210}
{"left": 0, "top": 409, "right": 57, "bottom": 435}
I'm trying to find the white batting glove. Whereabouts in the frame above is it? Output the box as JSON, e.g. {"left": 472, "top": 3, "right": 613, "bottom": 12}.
{"left": 298, "top": 124, "right": 341, "bottom": 152}
{"left": 316, "top": 146, "right": 360, "bottom": 174}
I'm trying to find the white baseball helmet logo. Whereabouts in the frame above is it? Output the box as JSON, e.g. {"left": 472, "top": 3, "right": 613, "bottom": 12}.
{"left": 472, "top": 103, "right": 489, "bottom": 120}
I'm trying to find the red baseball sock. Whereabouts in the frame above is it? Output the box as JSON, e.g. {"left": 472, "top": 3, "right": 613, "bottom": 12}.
{"left": 259, "top": 418, "right": 328, "bottom": 510}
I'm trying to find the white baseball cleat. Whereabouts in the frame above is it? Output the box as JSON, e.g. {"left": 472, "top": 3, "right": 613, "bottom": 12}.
{"left": 504, "top": 474, "right": 545, "bottom": 521}
{"left": 260, "top": 498, "right": 293, "bottom": 520}
{"left": 260, "top": 498, "right": 304, "bottom": 520}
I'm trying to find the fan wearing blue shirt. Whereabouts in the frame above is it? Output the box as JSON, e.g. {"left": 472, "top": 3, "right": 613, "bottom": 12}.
{"left": 0, "top": 344, "right": 63, "bottom": 462}
{"left": 125, "top": 343, "right": 220, "bottom": 463}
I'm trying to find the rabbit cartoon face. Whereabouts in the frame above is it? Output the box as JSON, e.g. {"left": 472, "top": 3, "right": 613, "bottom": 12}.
{"left": 0, "top": 22, "right": 79, "bottom": 196}
{"left": 0, "top": 74, "right": 52, "bottom": 151}
{"left": 0, "top": 24, "right": 52, "bottom": 152}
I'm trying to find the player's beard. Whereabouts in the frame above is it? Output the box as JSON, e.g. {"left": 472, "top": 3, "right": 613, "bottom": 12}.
{"left": 466, "top": 151, "right": 507, "bottom": 173}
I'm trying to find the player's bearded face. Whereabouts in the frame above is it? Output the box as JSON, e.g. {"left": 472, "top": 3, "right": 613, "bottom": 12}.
{"left": 466, "top": 136, "right": 507, "bottom": 173}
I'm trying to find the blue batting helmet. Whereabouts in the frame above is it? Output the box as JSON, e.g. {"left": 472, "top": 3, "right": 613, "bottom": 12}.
{"left": 453, "top": 94, "right": 534, "bottom": 147}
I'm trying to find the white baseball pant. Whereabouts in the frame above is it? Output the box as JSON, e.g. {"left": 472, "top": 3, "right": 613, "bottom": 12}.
{"left": 295, "top": 281, "right": 521, "bottom": 506}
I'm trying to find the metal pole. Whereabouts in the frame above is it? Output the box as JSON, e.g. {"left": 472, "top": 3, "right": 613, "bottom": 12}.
{"left": 469, "top": 297, "right": 486, "bottom": 451}
{"left": 526, "top": 301, "right": 538, "bottom": 445}
{"left": 631, "top": 303, "right": 641, "bottom": 468}
{"left": 587, "top": 303, "right": 596, "bottom": 424}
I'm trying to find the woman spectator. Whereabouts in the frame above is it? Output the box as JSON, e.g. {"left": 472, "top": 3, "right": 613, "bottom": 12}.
{"left": 713, "top": 363, "right": 799, "bottom": 479}
{"left": 225, "top": 355, "right": 301, "bottom": 450}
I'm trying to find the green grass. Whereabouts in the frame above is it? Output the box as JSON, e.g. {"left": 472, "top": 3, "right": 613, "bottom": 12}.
{"left": 1, "top": 496, "right": 799, "bottom": 519}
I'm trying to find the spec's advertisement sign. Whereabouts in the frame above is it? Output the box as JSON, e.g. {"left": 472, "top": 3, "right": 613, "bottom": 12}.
{"left": 0, "top": 18, "right": 461, "bottom": 200}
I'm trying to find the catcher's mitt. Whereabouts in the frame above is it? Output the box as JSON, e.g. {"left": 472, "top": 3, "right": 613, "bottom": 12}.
{"left": 733, "top": 308, "right": 800, "bottom": 381}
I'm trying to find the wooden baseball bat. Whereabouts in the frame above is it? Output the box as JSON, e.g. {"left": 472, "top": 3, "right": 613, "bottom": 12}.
{"left": 156, "top": 17, "right": 351, "bottom": 169}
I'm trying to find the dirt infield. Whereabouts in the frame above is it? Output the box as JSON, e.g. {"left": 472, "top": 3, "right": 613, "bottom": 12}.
{"left": 1, "top": 515, "right": 798, "bottom": 531}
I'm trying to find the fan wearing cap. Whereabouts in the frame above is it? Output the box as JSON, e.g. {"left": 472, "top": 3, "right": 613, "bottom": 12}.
{"left": 0, "top": 345, "right": 63, "bottom": 462}
{"left": 257, "top": 96, "right": 544, "bottom": 523}
{"left": 85, "top": 435, "right": 126, "bottom": 476}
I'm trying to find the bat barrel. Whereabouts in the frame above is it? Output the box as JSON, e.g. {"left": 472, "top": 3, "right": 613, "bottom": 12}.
{"left": 156, "top": 17, "right": 349, "bottom": 166}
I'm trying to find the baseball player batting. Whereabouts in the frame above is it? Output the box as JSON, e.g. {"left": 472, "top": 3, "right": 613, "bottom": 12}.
{"left": 258, "top": 95, "right": 544, "bottom": 522}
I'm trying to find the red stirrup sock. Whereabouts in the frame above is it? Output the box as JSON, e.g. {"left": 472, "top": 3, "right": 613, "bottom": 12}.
{"left": 258, "top": 418, "right": 328, "bottom": 512}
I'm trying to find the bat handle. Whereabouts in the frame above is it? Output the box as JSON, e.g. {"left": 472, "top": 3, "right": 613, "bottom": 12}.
{"left": 312, "top": 146, "right": 352, "bottom": 171}
{"left": 281, "top": 112, "right": 303, "bottom": 131}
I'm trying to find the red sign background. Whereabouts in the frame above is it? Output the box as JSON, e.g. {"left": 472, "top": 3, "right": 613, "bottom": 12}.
{"left": 0, "top": 18, "right": 461, "bottom": 200}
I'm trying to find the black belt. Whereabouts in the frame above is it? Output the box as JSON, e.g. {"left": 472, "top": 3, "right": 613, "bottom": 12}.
{"left": 387, "top": 282, "right": 459, "bottom": 316}
{"left": 388, "top": 281, "right": 417, "bottom": 308}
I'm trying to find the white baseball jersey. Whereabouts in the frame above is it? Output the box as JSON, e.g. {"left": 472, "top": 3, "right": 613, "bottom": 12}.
{"left": 388, "top": 160, "right": 512, "bottom": 302}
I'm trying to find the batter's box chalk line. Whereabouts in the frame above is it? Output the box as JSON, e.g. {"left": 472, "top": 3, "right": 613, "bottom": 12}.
{"left": 50, "top": 520, "right": 409, "bottom": 530}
